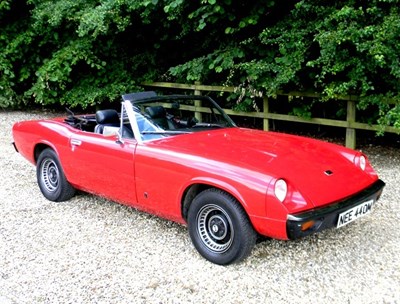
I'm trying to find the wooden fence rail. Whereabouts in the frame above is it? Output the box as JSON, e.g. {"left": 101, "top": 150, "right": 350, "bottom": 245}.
{"left": 142, "top": 81, "right": 399, "bottom": 149}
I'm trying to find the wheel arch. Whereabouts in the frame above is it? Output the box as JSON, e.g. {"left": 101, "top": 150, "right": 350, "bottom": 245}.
{"left": 35, "top": 145, "right": 76, "bottom": 202}
{"left": 34, "top": 143, "right": 55, "bottom": 164}
{"left": 180, "top": 181, "right": 249, "bottom": 224}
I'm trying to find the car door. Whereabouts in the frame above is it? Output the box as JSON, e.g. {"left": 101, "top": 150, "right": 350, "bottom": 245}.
{"left": 65, "top": 130, "right": 138, "bottom": 205}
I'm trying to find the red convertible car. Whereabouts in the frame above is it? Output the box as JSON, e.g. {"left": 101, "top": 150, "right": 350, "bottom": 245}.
{"left": 12, "top": 92, "right": 385, "bottom": 265}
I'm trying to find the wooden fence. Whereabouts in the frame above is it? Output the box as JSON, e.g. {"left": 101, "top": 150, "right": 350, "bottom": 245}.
{"left": 142, "top": 82, "right": 399, "bottom": 149}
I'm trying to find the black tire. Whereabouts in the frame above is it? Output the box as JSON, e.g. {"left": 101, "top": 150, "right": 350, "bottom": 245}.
{"left": 36, "top": 148, "right": 75, "bottom": 202}
{"left": 188, "top": 189, "right": 257, "bottom": 265}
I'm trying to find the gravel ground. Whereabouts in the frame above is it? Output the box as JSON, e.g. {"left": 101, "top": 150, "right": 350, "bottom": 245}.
{"left": 0, "top": 110, "right": 399, "bottom": 304}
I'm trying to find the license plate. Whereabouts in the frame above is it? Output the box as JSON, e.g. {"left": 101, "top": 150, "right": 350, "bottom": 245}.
{"left": 337, "top": 200, "right": 374, "bottom": 228}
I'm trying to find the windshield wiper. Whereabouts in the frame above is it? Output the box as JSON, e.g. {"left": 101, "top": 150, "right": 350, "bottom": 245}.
{"left": 141, "top": 130, "right": 192, "bottom": 135}
{"left": 192, "top": 123, "right": 224, "bottom": 128}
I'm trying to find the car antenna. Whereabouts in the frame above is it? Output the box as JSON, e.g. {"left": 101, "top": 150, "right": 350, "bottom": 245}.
{"left": 66, "top": 108, "right": 74, "bottom": 117}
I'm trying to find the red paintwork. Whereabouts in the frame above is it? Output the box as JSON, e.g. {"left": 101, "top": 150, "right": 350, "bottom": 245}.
{"left": 12, "top": 117, "right": 379, "bottom": 240}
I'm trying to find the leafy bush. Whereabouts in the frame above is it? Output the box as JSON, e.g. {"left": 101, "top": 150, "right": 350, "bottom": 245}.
{"left": 0, "top": 0, "right": 399, "bottom": 131}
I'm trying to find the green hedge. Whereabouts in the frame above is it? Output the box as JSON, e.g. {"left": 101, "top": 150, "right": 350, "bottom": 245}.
{"left": 1, "top": 0, "right": 399, "bottom": 130}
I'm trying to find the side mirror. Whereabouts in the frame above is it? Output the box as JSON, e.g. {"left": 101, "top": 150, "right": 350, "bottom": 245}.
{"left": 116, "top": 128, "right": 125, "bottom": 145}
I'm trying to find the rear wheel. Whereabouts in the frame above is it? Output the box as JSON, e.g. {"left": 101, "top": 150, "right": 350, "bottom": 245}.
{"left": 188, "top": 189, "right": 257, "bottom": 265}
{"left": 37, "top": 148, "right": 75, "bottom": 202}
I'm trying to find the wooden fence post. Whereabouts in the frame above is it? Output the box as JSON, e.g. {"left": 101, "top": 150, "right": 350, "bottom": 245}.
{"left": 194, "top": 81, "right": 202, "bottom": 121}
{"left": 263, "top": 97, "right": 269, "bottom": 131}
{"left": 346, "top": 100, "right": 356, "bottom": 149}
{"left": 194, "top": 81, "right": 202, "bottom": 96}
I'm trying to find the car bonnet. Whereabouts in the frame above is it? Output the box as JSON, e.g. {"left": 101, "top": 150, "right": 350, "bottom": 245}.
{"left": 146, "top": 128, "right": 378, "bottom": 207}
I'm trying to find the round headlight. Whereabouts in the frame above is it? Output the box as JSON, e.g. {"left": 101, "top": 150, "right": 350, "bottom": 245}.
{"left": 359, "top": 155, "right": 366, "bottom": 171}
{"left": 274, "top": 179, "right": 288, "bottom": 203}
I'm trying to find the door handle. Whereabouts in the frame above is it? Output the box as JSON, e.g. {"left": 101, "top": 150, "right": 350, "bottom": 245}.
{"left": 70, "top": 139, "right": 82, "bottom": 146}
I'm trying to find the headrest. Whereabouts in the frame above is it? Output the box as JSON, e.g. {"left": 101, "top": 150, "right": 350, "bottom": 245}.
{"left": 145, "top": 106, "right": 166, "bottom": 119}
{"left": 96, "top": 109, "right": 119, "bottom": 124}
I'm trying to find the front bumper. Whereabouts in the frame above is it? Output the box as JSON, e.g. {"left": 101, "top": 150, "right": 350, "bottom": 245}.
{"left": 287, "top": 179, "right": 385, "bottom": 240}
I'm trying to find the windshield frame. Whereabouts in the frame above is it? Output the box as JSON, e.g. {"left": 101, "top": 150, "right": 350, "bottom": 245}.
{"left": 122, "top": 95, "right": 236, "bottom": 144}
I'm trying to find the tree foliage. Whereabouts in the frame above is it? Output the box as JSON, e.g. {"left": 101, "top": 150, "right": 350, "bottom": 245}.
{"left": 0, "top": 0, "right": 399, "bottom": 129}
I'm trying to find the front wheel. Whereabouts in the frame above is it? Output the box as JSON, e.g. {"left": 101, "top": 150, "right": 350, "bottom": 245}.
{"left": 37, "top": 148, "right": 75, "bottom": 202}
{"left": 188, "top": 189, "right": 257, "bottom": 265}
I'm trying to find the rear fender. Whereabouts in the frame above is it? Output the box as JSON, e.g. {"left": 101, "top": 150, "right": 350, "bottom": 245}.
{"left": 33, "top": 141, "right": 59, "bottom": 164}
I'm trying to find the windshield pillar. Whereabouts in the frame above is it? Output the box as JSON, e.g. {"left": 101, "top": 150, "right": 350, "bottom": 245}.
{"left": 123, "top": 100, "right": 143, "bottom": 144}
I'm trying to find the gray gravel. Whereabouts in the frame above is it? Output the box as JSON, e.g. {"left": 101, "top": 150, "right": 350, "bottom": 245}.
{"left": 1, "top": 110, "right": 399, "bottom": 304}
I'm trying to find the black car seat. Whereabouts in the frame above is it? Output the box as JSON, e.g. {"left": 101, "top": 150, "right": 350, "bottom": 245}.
{"left": 145, "top": 106, "right": 175, "bottom": 130}
{"left": 94, "top": 109, "right": 120, "bottom": 134}
{"left": 94, "top": 109, "right": 134, "bottom": 138}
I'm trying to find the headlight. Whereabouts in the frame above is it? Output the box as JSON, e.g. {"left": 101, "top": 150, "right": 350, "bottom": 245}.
{"left": 354, "top": 154, "right": 366, "bottom": 171}
{"left": 359, "top": 155, "right": 366, "bottom": 171}
{"left": 274, "top": 179, "right": 288, "bottom": 202}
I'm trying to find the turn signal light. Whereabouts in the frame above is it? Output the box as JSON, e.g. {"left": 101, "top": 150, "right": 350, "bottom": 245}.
{"left": 301, "top": 220, "right": 316, "bottom": 232}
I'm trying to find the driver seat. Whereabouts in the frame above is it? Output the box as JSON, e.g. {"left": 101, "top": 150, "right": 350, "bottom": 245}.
{"left": 145, "top": 106, "right": 175, "bottom": 130}
{"left": 94, "top": 109, "right": 120, "bottom": 134}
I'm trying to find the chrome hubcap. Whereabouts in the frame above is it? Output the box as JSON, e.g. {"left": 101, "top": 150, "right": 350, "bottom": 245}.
{"left": 41, "top": 158, "right": 59, "bottom": 192}
{"left": 197, "top": 204, "right": 233, "bottom": 253}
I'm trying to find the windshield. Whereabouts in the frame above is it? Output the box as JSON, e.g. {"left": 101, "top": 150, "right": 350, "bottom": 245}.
{"left": 125, "top": 96, "right": 236, "bottom": 142}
